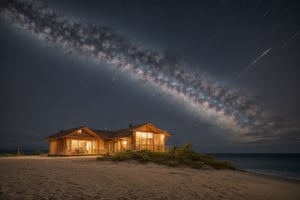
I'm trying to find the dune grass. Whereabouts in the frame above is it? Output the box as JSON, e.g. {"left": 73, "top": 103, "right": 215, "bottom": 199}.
{"left": 97, "top": 144, "right": 236, "bottom": 170}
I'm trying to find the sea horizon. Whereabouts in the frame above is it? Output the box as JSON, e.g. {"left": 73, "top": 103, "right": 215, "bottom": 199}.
{"left": 212, "top": 153, "right": 300, "bottom": 181}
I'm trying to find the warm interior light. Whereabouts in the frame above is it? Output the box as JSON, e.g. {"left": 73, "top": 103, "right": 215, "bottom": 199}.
{"left": 161, "top": 134, "right": 165, "bottom": 138}
{"left": 122, "top": 141, "right": 127, "bottom": 145}
{"left": 136, "top": 131, "right": 153, "bottom": 138}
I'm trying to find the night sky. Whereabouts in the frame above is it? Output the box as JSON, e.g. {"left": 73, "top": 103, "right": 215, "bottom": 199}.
{"left": 0, "top": 0, "right": 299, "bottom": 153}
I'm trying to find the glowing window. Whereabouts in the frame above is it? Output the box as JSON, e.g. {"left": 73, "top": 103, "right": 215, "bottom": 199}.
{"left": 136, "top": 131, "right": 153, "bottom": 138}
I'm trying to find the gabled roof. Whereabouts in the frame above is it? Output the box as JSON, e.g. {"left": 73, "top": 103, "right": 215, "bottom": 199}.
{"left": 45, "top": 123, "right": 171, "bottom": 140}
{"left": 110, "top": 123, "right": 149, "bottom": 139}
{"left": 110, "top": 122, "right": 171, "bottom": 139}
{"left": 45, "top": 126, "right": 103, "bottom": 140}
{"left": 45, "top": 126, "right": 84, "bottom": 140}
{"left": 92, "top": 129, "right": 114, "bottom": 140}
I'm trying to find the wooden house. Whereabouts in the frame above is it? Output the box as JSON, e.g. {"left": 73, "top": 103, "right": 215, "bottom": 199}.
{"left": 45, "top": 123, "right": 171, "bottom": 156}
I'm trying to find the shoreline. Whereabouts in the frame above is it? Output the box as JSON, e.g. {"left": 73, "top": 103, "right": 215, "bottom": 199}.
{"left": 244, "top": 169, "right": 300, "bottom": 182}
{"left": 1, "top": 156, "right": 300, "bottom": 199}
{"left": 1, "top": 155, "right": 299, "bottom": 182}
{"left": 243, "top": 170, "right": 300, "bottom": 184}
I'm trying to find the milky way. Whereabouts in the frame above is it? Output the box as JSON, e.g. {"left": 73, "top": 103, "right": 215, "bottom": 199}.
{"left": 1, "top": 0, "right": 288, "bottom": 140}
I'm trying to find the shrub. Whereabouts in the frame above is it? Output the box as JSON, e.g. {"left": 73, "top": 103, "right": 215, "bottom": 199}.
{"left": 97, "top": 144, "right": 236, "bottom": 170}
{"left": 35, "top": 150, "right": 44, "bottom": 155}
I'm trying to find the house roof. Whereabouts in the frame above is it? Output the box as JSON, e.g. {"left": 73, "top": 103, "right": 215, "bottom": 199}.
{"left": 110, "top": 123, "right": 149, "bottom": 139}
{"left": 45, "top": 126, "right": 86, "bottom": 140}
{"left": 109, "top": 122, "right": 171, "bottom": 139}
{"left": 45, "top": 122, "right": 171, "bottom": 140}
{"left": 91, "top": 129, "right": 114, "bottom": 140}
{"left": 45, "top": 126, "right": 104, "bottom": 140}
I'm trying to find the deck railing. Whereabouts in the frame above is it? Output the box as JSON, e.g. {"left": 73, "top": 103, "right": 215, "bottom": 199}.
{"left": 133, "top": 144, "right": 165, "bottom": 152}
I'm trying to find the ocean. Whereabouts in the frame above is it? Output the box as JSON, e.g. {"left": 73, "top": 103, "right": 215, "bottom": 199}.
{"left": 212, "top": 153, "right": 300, "bottom": 180}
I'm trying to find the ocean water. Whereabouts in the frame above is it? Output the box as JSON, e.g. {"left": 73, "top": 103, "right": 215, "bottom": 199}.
{"left": 212, "top": 153, "right": 300, "bottom": 180}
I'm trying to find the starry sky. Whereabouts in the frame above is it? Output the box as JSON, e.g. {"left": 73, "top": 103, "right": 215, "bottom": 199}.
{"left": 0, "top": 0, "right": 299, "bottom": 153}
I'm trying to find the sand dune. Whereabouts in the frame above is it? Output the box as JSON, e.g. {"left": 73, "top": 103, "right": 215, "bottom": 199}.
{"left": 0, "top": 156, "right": 299, "bottom": 199}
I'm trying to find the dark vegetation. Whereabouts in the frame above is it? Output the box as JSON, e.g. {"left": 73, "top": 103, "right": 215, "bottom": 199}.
{"left": 34, "top": 150, "right": 45, "bottom": 155}
{"left": 0, "top": 149, "right": 45, "bottom": 156}
{"left": 97, "top": 143, "right": 236, "bottom": 170}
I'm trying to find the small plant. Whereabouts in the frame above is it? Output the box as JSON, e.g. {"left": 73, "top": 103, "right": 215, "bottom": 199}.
{"left": 35, "top": 150, "right": 44, "bottom": 155}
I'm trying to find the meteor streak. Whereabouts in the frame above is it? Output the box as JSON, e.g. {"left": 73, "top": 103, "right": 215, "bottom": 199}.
{"left": 282, "top": 30, "right": 300, "bottom": 48}
{"left": 238, "top": 48, "right": 272, "bottom": 78}
{"left": 0, "top": 0, "right": 285, "bottom": 139}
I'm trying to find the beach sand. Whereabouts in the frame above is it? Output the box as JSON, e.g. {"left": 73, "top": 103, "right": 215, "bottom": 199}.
{"left": 0, "top": 156, "right": 299, "bottom": 200}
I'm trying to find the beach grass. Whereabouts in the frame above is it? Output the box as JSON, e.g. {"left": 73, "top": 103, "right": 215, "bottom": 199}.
{"left": 97, "top": 143, "right": 236, "bottom": 170}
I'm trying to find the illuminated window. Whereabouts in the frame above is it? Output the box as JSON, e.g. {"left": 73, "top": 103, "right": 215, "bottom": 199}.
{"left": 70, "top": 139, "right": 87, "bottom": 153}
{"left": 154, "top": 134, "right": 165, "bottom": 145}
{"left": 86, "top": 141, "right": 91, "bottom": 150}
{"left": 160, "top": 135, "right": 164, "bottom": 144}
{"left": 120, "top": 140, "right": 128, "bottom": 151}
{"left": 136, "top": 131, "right": 153, "bottom": 139}
{"left": 71, "top": 139, "right": 79, "bottom": 150}
{"left": 136, "top": 131, "right": 153, "bottom": 150}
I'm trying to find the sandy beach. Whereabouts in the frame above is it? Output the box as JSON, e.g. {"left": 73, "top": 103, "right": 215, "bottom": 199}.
{"left": 0, "top": 156, "right": 299, "bottom": 200}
